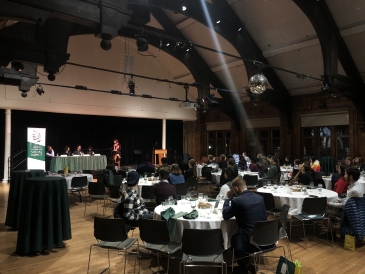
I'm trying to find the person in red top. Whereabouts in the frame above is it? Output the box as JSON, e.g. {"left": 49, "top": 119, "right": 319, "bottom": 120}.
{"left": 333, "top": 164, "right": 349, "bottom": 195}
{"left": 249, "top": 158, "right": 259, "bottom": 172}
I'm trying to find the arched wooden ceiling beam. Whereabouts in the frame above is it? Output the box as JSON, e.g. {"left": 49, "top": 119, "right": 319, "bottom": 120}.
{"left": 129, "top": 0, "right": 293, "bottom": 128}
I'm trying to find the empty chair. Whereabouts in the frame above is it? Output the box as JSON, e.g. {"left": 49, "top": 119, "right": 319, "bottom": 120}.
{"left": 141, "top": 185, "right": 156, "bottom": 210}
{"left": 201, "top": 166, "right": 213, "bottom": 181}
{"left": 85, "top": 182, "right": 109, "bottom": 217}
{"left": 243, "top": 174, "right": 258, "bottom": 189}
{"left": 255, "top": 192, "right": 281, "bottom": 217}
{"left": 175, "top": 183, "right": 188, "bottom": 197}
{"left": 87, "top": 217, "right": 139, "bottom": 274}
{"left": 290, "top": 197, "right": 333, "bottom": 248}
{"left": 139, "top": 219, "right": 180, "bottom": 274}
{"left": 114, "top": 175, "right": 123, "bottom": 187}
{"left": 108, "top": 184, "right": 120, "bottom": 205}
{"left": 180, "top": 229, "right": 227, "bottom": 274}
{"left": 279, "top": 204, "right": 292, "bottom": 261}
{"left": 69, "top": 176, "right": 88, "bottom": 202}
{"left": 186, "top": 176, "right": 198, "bottom": 192}
{"left": 313, "top": 178, "right": 324, "bottom": 187}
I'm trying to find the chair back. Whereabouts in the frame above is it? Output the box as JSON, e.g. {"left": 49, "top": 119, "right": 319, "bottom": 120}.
{"left": 186, "top": 176, "right": 198, "bottom": 189}
{"left": 118, "top": 170, "right": 127, "bottom": 178}
{"left": 82, "top": 170, "right": 93, "bottom": 175}
{"left": 175, "top": 183, "right": 188, "bottom": 196}
{"left": 243, "top": 175, "right": 258, "bottom": 187}
{"left": 109, "top": 185, "right": 120, "bottom": 199}
{"left": 141, "top": 185, "right": 155, "bottom": 199}
{"left": 251, "top": 218, "right": 280, "bottom": 247}
{"left": 88, "top": 182, "right": 106, "bottom": 195}
{"left": 302, "top": 197, "right": 327, "bottom": 215}
{"left": 114, "top": 175, "right": 123, "bottom": 186}
{"left": 71, "top": 176, "right": 88, "bottom": 188}
{"left": 255, "top": 192, "right": 276, "bottom": 210}
{"left": 58, "top": 170, "right": 64, "bottom": 174}
{"left": 315, "top": 172, "right": 325, "bottom": 179}
{"left": 181, "top": 229, "right": 224, "bottom": 256}
{"left": 313, "top": 178, "right": 324, "bottom": 187}
{"left": 280, "top": 204, "right": 290, "bottom": 230}
{"left": 94, "top": 217, "right": 128, "bottom": 242}
{"left": 139, "top": 219, "right": 171, "bottom": 245}
{"left": 202, "top": 167, "right": 213, "bottom": 181}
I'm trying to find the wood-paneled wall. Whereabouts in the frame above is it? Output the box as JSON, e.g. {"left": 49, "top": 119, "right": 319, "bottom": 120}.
{"left": 183, "top": 92, "right": 364, "bottom": 161}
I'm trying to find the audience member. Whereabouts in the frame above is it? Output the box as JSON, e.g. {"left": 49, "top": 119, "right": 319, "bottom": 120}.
{"left": 237, "top": 156, "right": 247, "bottom": 171}
{"left": 249, "top": 158, "right": 259, "bottom": 172}
{"left": 353, "top": 157, "right": 364, "bottom": 171}
{"left": 176, "top": 156, "right": 188, "bottom": 174}
{"left": 106, "top": 158, "right": 117, "bottom": 175}
{"left": 222, "top": 177, "right": 267, "bottom": 274}
{"left": 207, "top": 154, "right": 215, "bottom": 164}
{"left": 154, "top": 167, "right": 176, "bottom": 205}
{"left": 345, "top": 157, "right": 353, "bottom": 167}
{"left": 218, "top": 154, "right": 227, "bottom": 169}
{"left": 184, "top": 159, "right": 196, "bottom": 181}
{"left": 242, "top": 152, "right": 251, "bottom": 165}
{"left": 284, "top": 156, "right": 293, "bottom": 167}
{"left": 136, "top": 155, "right": 155, "bottom": 175}
{"left": 332, "top": 165, "right": 348, "bottom": 195}
{"left": 216, "top": 166, "right": 235, "bottom": 199}
{"left": 117, "top": 171, "right": 153, "bottom": 227}
{"left": 155, "top": 157, "right": 170, "bottom": 176}
{"left": 263, "top": 156, "right": 280, "bottom": 179}
{"left": 169, "top": 164, "right": 185, "bottom": 185}
{"left": 292, "top": 164, "right": 312, "bottom": 185}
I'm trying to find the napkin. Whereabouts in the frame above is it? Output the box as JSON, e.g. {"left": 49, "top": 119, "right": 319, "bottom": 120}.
{"left": 183, "top": 210, "right": 199, "bottom": 219}
{"left": 208, "top": 198, "right": 219, "bottom": 202}
{"left": 166, "top": 211, "right": 188, "bottom": 238}
{"left": 160, "top": 207, "right": 175, "bottom": 222}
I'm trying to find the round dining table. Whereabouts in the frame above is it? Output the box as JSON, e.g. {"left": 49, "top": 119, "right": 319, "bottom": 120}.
{"left": 257, "top": 186, "right": 338, "bottom": 214}
{"left": 153, "top": 203, "right": 237, "bottom": 249}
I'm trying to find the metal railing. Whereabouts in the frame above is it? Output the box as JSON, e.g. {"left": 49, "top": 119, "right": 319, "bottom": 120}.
{"left": 8, "top": 150, "right": 26, "bottom": 181}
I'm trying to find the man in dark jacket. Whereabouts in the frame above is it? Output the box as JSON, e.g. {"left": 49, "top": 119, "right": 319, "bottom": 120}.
{"left": 154, "top": 167, "right": 176, "bottom": 205}
{"left": 223, "top": 177, "right": 267, "bottom": 273}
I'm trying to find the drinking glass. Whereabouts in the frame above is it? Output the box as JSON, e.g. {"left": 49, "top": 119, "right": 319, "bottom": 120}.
{"left": 263, "top": 181, "right": 267, "bottom": 189}
{"left": 267, "top": 181, "right": 272, "bottom": 189}
{"left": 144, "top": 174, "right": 148, "bottom": 183}
{"left": 203, "top": 195, "right": 208, "bottom": 202}
{"left": 198, "top": 193, "right": 203, "bottom": 201}
{"left": 273, "top": 184, "right": 278, "bottom": 192}
{"left": 206, "top": 206, "right": 214, "bottom": 219}
{"left": 181, "top": 195, "right": 186, "bottom": 205}
{"left": 190, "top": 201, "right": 196, "bottom": 209}
{"left": 310, "top": 181, "right": 314, "bottom": 188}
{"left": 317, "top": 184, "right": 323, "bottom": 194}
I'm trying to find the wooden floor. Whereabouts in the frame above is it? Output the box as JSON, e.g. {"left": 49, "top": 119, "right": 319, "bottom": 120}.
{"left": 1, "top": 183, "right": 365, "bottom": 274}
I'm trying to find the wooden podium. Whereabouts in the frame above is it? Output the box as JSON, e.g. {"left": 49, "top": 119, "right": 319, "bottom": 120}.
{"left": 152, "top": 149, "right": 167, "bottom": 165}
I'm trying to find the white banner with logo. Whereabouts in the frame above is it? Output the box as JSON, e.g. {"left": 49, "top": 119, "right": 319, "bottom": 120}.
{"left": 27, "top": 127, "right": 46, "bottom": 170}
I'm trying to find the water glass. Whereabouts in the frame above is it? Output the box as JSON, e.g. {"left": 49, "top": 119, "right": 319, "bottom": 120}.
{"left": 263, "top": 181, "right": 267, "bottom": 188}
{"left": 318, "top": 184, "right": 323, "bottom": 194}
{"left": 273, "top": 184, "right": 278, "bottom": 192}
{"left": 198, "top": 193, "right": 203, "bottom": 201}
{"left": 181, "top": 195, "right": 186, "bottom": 204}
{"left": 206, "top": 207, "right": 214, "bottom": 219}
{"left": 267, "top": 181, "right": 272, "bottom": 189}
{"left": 203, "top": 195, "right": 208, "bottom": 202}
{"left": 310, "top": 181, "right": 314, "bottom": 188}
{"left": 190, "top": 201, "right": 196, "bottom": 209}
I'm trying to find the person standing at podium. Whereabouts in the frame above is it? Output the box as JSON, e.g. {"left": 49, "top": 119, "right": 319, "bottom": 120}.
{"left": 136, "top": 155, "right": 155, "bottom": 176}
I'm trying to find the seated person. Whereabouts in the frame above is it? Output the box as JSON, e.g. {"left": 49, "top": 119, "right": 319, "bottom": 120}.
{"left": 63, "top": 146, "right": 72, "bottom": 156}
{"left": 155, "top": 157, "right": 170, "bottom": 176}
{"left": 87, "top": 146, "right": 95, "bottom": 155}
{"left": 222, "top": 177, "right": 267, "bottom": 274}
{"left": 184, "top": 159, "right": 196, "bottom": 181}
{"left": 292, "top": 164, "right": 312, "bottom": 185}
{"left": 176, "top": 156, "right": 188, "bottom": 174}
{"left": 237, "top": 156, "right": 247, "bottom": 171}
{"left": 327, "top": 167, "right": 364, "bottom": 210}
{"left": 345, "top": 156, "right": 353, "bottom": 167}
{"left": 242, "top": 152, "right": 251, "bottom": 166}
{"left": 283, "top": 156, "right": 293, "bottom": 167}
{"left": 217, "top": 158, "right": 238, "bottom": 187}
{"left": 106, "top": 158, "right": 117, "bottom": 175}
{"left": 169, "top": 164, "right": 185, "bottom": 185}
{"left": 218, "top": 154, "right": 227, "bottom": 169}
{"left": 333, "top": 165, "right": 348, "bottom": 195}
{"left": 293, "top": 159, "right": 301, "bottom": 170}
{"left": 216, "top": 166, "right": 235, "bottom": 199}
{"left": 249, "top": 158, "right": 259, "bottom": 172}
{"left": 154, "top": 167, "right": 176, "bottom": 205}
{"left": 207, "top": 154, "right": 215, "bottom": 164}
{"left": 136, "top": 155, "right": 155, "bottom": 175}
{"left": 73, "top": 145, "right": 84, "bottom": 156}
{"left": 263, "top": 156, "right": 280, "bottom": 179}
{"left": 116, "top": 171, "right": 153, "bottom": 227}
{"left": 353, "top": 157, "right": 365, "bottom": 171}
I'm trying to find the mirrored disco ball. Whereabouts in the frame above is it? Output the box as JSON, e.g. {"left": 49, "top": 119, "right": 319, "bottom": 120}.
{"left": 249, "top": 74, "right": 268, "bottom": 94}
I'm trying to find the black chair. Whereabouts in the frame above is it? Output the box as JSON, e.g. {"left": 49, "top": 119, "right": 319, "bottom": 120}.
{"left": 255, "top": 192, "right": 281, "bottom": 217}
{"left": 249, "top": 218, "right": 288, "bottom": 273}
{"left": 58, "top": 170, "right": 64, "bottom": 174}
{"left": 279, "top": 204, "right": 292, "bottom": 261}
{"left": 201, "top": 167, "right": 213, "bottom": 181}
{"left": 114, "top": 175, "right": 123, "bottom": 187}
{"left": 139, "top": 219, "right": 180, "bottom": 274}
{"left": 87, "top": 217, "right": 139, "bottom": 274}
{"left": 180, "top": 229, "right": 227, "bottom": 274}
{"left": 175, "top": 183, "right": 188, "bottom": 197}
{"left": 118, "top": 170, "right": 127, "bottom": 178}
{"left": 243, "top": 174, "right": 258, "bottom": 189}
{"left": 315, "top": 172, "right": 325, "bottom": 179}
{"left": 290, "top": 197, "right": 333, "bottom": 248}
{"left": 292, "top": 169, "right": 299, "bottom": 178}
{"left": 313, "top": 178, "right": 324, "bottom": 187}
{"left": 82, "top": 169, "right": 93, "bottom": 175}
{"left": 108, "top": 184, "right": 120, "bottom": 205}
{"left": 85, "top": 182, "right": 109, "bottom": 217}
{"left": 141, "top": 185, "right": 156, "bottom": 210}
{"left": 186, "top": 176, "right": 198, "bottom": 193}
{"left": 69, "top": 176, "right": 88, "bottom": 203}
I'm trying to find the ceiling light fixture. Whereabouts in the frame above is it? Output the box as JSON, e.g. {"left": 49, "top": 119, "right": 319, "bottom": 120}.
{"left": 249, "top": 61, "right": 268, "bottom": 94}
{"left": 238, "top": 27, "right": 242, "bottom": 31}
{"left": 136, "top": 35, "right": 149, "bottom": 52}
{"left": 166, "top": 43, "right": 170, "bottom": 46}
{"left": 128, "top": 76, "right": 135, "bottom": 95}
{"left": 216, "top": 20, "right": 221, "bottom": 24}
{"left": 182, "top": 5, "right": 187, "bottom": 11}
{"left": 36, "top": 84, "right": 44, "bottom": 96}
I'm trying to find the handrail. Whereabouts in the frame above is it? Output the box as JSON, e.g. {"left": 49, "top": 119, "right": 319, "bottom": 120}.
{"left": 8, "top": 150, "right": 26, "bottom": 181}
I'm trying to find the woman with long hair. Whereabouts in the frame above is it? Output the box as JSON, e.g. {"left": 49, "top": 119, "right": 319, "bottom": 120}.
{"left": 184, "top": 159, "right": 196, "bottom": 181}
{"left": 112, "top": 139, "right": 121, "bottom": 168}
{"left": 333, "top": 165, "right": 348, "bottom": 195}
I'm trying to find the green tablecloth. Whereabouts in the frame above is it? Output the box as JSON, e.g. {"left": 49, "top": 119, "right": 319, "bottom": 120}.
{"left": 50, "top": 155, "right": 107, "bottom": 172}
{"left": 16, "top": 177, "right": 71, "bottom": 255}
{"left": 5, "top": 170, "right": 45, "bottom": 230}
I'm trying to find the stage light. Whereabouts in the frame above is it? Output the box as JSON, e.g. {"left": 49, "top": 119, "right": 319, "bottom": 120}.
{"left": 21, "top": 91, "right": 28, "bottom": 98}
{"left": 238, "top": 27, "right": 242, "bottom": 31}
{"left": 182, "top": 5, "right": 187, "bottom": 11}
{"left": 136, "top": 36, "right": 149, "bottom": 52}
{"left": 11, "top": 61, "right": 24, "bottom": 72}
{"left": 216, "top": 20, "right": 220, "bottom": 24}
{"left": 100, "top": 39, "right": 111, "bottom": 50}
{"left": 36, "top": 85, "right": 44, "bottom": 96}
{"left": 128, "top": 77, "right": 135, "bottom": 95}
{"left": 48, "top": 72, "right": 56, "bottom": 81}
{"left": 166, "top": 43, "right": 170, "bottom": 46}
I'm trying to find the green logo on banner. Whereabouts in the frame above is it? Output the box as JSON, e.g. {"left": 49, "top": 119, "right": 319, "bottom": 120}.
{"left": 27, "top": 142, "right": 45, "bottom": 161}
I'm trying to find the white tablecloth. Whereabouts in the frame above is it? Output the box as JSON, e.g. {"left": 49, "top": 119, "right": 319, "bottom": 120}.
{"left": 322, "top": 176, "right": 332, "bottom": 190}
{"left": 257, "top": 187, "right": 338, "bottom": 214}
{"left": 137, "top": 179, "right": 158, "bottom": 196}
{"left": 358, "top": 179, "right": 365, "bottom": 194}
{"left": 153, "top": 203, "right": 237, "bottom": 249}
{"left": 46, "top": 174, "right": 94, "bottom": 189}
